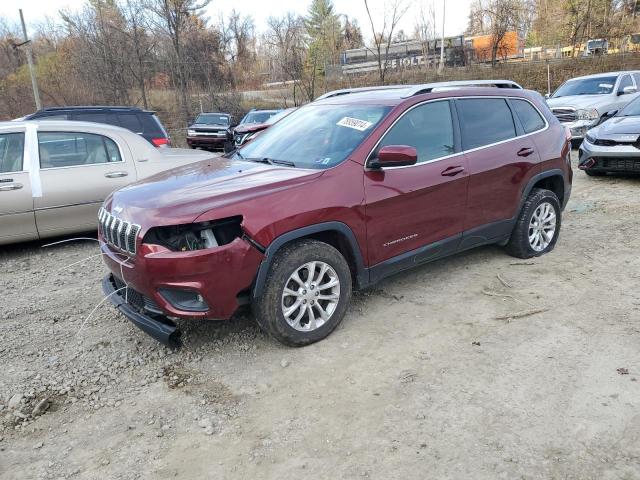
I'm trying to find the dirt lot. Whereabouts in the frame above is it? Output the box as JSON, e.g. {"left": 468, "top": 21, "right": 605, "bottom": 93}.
{"left": 1, "top": 153, "right": 640, "bottom": 480}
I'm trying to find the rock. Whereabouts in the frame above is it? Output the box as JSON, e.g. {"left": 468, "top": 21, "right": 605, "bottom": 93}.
{"left": 280, "top": 359, "right": 290, "bottom": 368}
{"left": 8, "top": 394, "right": 23, "bottom": 410}
{"left": 33, "top": 441, "right": 44, "bottom": 449}
{"left": 198, "top": 418, "right": 213, "bottom": 429}
{"left": 204, "top": 426, "right": 215, "bottom": 435}
{"left": 32, "top": 398, "right": 51, "bottom": 417}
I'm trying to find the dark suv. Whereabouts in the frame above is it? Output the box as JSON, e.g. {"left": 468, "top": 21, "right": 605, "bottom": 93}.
{"left": 186, "top": 112, "right": 232, "bottom": 151}
{"left": 99, "top": 81, "right": 572, "bottom": 347}
{"left": 23, "top": 106, "right": 171, "bottom": 147}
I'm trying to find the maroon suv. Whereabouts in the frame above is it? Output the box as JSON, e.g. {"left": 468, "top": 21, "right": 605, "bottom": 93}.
{"left": 99, "top": 81, "right": 572, "bottom": 347}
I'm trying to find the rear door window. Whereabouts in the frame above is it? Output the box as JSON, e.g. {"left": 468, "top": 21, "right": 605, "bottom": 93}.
{"left": 457, "top": 98, "right": 516, "bottom": 150}
{"left": 510, "top": 99, "right": 546, "bottom": 134}
{"left": 36, "top": 113, "right": 69, "bottom": 120}
{"left": 38, "top": 132, "right": 122, "bottom": 168}
{"left": 72, "top": 112, "right": 117, "bottom": 126}
{"left": 0, "top": 132, "right": 25, "bottom": 173}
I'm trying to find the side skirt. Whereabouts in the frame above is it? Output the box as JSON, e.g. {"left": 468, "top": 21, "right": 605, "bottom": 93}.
{"left": 365, "top": 219, "right": 514, "bottom": 286}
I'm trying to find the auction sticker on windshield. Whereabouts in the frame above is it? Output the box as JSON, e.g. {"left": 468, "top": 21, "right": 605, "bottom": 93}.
{"left": 337, "top": 117, "right": 373, "bottom": 131}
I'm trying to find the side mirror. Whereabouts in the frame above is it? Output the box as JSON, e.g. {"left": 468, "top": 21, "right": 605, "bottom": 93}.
{"left": 544, "top": 93, "right": 550, "bottom": 99}
{"left": 619, "top": 86, "right": 638, "bottom": 95}
{"left": 599, "top": 110, "right": 618, "bottom": 124}
{"left": 370, "top": 145, "right": 418, "bottom": 168}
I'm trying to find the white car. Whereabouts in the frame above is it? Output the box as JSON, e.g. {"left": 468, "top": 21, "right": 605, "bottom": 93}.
{"left": 546, "top": 71, "right": 640, "bottom": 140}
{"left": 0, "top": 120, "right": 218, "bottom": 246}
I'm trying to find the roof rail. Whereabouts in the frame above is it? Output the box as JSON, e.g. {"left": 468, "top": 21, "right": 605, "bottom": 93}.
{"left": 39, "top": 105, "right": 145, "bottom": 112}
{"left": 315, "top": 80, "right": 523, "bottom": 101}
{"left": 316, "top": 85, "right": 410, "bottom": 101}
{"left": 403, "top": 80, "right": 523, "bottom": 97}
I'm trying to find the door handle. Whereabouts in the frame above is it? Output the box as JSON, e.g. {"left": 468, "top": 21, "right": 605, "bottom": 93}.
{"left": 0, "top": 182, "right": 23, "bottom": 191}
{"left": 517, "top": 147, "right": 535, "bottom": 157}
{"left": 441, "top": 166, "right": 465, "bottom": 177}
{"left": 105, "top": 171, "right": 129, "bottom": 178}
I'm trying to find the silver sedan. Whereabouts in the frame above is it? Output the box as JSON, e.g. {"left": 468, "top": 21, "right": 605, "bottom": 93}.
{"left": 579, "top": 96, "right": 640, "bottom": 176}
{"left": 0, "top": 120, "right": 218, "bottom": 245}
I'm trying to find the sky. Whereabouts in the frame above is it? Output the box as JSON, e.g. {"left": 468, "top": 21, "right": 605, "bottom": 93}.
{"left": 1, "top": 0, "right": 473, "bottom": 40}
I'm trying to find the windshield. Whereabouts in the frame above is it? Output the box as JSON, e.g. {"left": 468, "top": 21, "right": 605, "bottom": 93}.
{"left": 234, "top": 104, "right": 391, "bottom": 169}
{"left": 552, "top": 76, "right": 617, "bottom": 97}
{"left": 618, "top": 96, "right": 640, "bottom": 116}
{"left": 587, "top": 40, "right": 605, "bottom": 48}
{"left": 195, "top": 114, "right": 229, "bottom": 125}
{"left": 241, "top": 111, "right": 279, "bottom": 124}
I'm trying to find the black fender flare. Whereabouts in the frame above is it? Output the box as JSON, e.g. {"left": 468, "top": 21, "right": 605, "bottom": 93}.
{"left": 518, "top": 168, "right": 568, "bottom": 211}
{"left": 252, "top": 221, "right": 368, "bottom": 299}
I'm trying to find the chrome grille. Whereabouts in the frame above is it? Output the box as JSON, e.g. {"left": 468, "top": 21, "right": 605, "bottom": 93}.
{"left": 98, "top": 208, "right": 141, "bottom": 255}
{"left": 551, "top": 107, "right": 577, "bottom": 123}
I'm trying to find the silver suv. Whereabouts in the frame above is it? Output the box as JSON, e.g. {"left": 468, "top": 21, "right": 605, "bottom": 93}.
{"left": 546, "top": 71, "right": 640, "bottom": 140}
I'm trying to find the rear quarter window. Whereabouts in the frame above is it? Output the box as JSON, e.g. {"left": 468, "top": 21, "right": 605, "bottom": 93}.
{"left": 510, "top": 99, "right": 546, "bottom": 134}
{"left": 139, "top": 114, "right": 165, "bottom": 136}
{"left": 117, "top": 114, "right": 143, "bottom": 133}
{"left": 457, "top": 98, "right": 516, "bottom": 150}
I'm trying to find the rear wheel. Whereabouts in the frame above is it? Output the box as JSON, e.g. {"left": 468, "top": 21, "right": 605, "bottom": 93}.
{"left": 505, "top": 188, "right": 561, "bottom": 259}
{"left": 252, "top": 239, "right": 352, "bottom": 347}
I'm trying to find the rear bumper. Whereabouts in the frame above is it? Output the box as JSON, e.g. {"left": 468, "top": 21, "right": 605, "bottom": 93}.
{"left": 102, "top": 275, "right": 181, "bottom": 348}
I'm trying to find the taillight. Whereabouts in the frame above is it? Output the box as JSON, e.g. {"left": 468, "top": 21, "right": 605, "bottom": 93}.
{"left": 564, "top": 126, "right": 572, "bottom": 142}
{"left": 152, "top": 137, "right": 170, "bottom": 147}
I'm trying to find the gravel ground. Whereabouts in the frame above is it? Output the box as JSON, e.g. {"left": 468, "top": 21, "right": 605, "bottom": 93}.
{"left": 1, "top": 154, "right": 640, "bottom": 480}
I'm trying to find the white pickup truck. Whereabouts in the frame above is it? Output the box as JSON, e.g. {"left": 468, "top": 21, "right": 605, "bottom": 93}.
{"left": 0, "top": 120, "right": 217, "bottom": 245}
{"left": 546, "top": 71, "right": 640, "bottom": 140}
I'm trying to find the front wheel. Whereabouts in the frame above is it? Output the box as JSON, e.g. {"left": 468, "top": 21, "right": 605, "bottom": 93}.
{"left": 505, "top": 188, "right": 561, "bottom": 259}
{"left": 252, "top": 239, "right": 352, "bottom": 347}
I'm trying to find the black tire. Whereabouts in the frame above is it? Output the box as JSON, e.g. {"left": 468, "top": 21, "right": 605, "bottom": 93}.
{"left": 505, "top": 188, "right": 561, "bottom": 259}
{"left": 252, "top": 239, "right": 352, "bottom": 347}
{"left": 585, "top": 169, "right": 606, "bottom": 177}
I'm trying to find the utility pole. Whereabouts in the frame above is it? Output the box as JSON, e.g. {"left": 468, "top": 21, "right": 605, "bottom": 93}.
{"left": 19, "top": 9, "right": 42, "bottom": 110}
{"left": 438, "top": 0, "right": 445, "bottom": 74}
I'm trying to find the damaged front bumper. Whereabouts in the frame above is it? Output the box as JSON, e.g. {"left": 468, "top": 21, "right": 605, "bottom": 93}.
{"left": 100, "top": 233, "right": 265, "bottom": 345}
{"left": 578, "top": 136, "right": 640, "bottom": 173}
{"left": 102, "top": 274, "right": 181, "bottom": 348}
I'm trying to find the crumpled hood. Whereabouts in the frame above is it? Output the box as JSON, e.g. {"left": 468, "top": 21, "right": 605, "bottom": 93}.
{"left": 233, "top": 122, "right": 269, "bottom": 135}
{"left": 106, "top": 158, "right": 322, "bottom": 226}
{"left": 589, "top": 115, "right": 640, "bottom": 140}
{"left": 546, "top": 94, "right": 613, "bottom": 113}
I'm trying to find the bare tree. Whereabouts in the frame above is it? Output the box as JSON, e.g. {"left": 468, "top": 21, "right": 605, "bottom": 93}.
{"left": 363, "top": 0, "right": 409, "bottom": 84}
{"left": 120, "top": 0, "right": 154, "bottom": 108}
{"left": 414, "top": 1, "right": 437, "bottom": 69}
{"left": 149, "top": 0, "right": 211, "bottom": 126}
{"left": 264, "top": 13, "right": 317, "bottom": 104}
{"left": 470, "top": 0, "right": 524, "bottom": 66}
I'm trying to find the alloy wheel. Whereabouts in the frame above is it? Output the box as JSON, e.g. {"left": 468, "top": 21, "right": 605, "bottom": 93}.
{"left": 281, "top": 261, "right": 340, "bottom": 332}
{"left": 528, "top": 201, "right": 557, "bottom": 252}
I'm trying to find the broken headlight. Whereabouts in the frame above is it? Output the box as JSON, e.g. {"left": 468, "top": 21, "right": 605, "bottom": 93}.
{"left": 143, "top": 216, "right": 243, "bottom": 252}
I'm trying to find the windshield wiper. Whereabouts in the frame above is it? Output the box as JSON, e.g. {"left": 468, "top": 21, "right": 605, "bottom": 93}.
{"left": 246, "top": 157, "right": 296, "bottom": 167}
